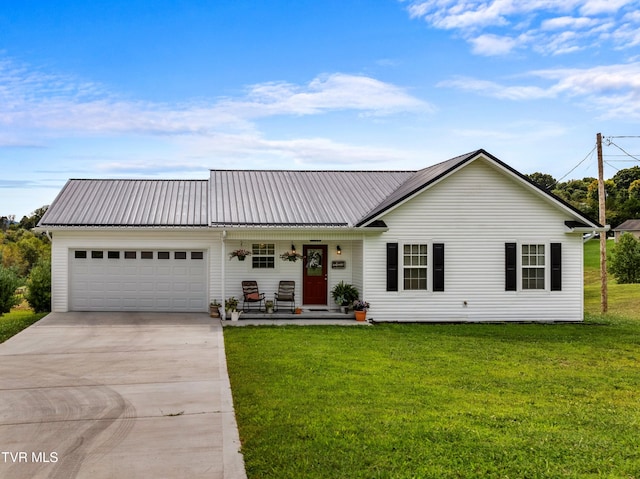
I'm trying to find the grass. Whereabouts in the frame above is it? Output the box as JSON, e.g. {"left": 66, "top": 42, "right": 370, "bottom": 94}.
{"left": 584, "top": 239, "right": 640, "bottom": 317}
{"left": 224, "top": 240, "right": 640, "bottom": 478}
{"left": 0, "top": 304, "right": 47, "bottom": 343}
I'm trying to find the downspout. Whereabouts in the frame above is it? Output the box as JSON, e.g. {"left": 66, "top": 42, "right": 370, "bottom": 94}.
{"left": 221, "top": 229, "right": 227, "bottom": 320}
{"left": 45, "top": 230, "right": 52, "bottom": 242}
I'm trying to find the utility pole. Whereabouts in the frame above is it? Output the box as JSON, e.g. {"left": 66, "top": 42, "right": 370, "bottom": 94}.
{"left": 597, "top": 132, "right": 607, "bottom": 314}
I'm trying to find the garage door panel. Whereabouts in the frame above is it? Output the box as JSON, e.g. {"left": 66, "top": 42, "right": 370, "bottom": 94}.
{"left": 139, "top": 282, "right": 154, "bottom": 292}
{"left": 70, "top": 249, "right": 207, "bottom": 312}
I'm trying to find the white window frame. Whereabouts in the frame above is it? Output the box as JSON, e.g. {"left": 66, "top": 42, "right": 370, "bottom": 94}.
{"left": 402, "top": 242, "right": 429, "bottom": 291}
{"left": 520, "top": 243, "right": 547, "bottom": 291}
{"left": 252, "top": 243, "right": 275, "bottom": 269}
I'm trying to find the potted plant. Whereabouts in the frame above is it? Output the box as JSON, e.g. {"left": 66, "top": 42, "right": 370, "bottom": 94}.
{"left": 353, "top": 299, "right": 370, "bottom": 322}
{"left": 209, "top": 300, "right": 222, "bottom": 318}
{"left": 229, "top": 249, "right": 251, "bottom": 261}
{"left": 265, "top": 300, "right": 274, "bottom": 314}
{"left": 331, "top": 281, "right": 359, "bottom": 314}
{"left": 225, "top": 296, "right": 238, "bottom": 315}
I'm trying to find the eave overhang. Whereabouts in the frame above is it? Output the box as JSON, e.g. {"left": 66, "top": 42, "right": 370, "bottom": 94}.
{"left": 564, "top": 221, "right": 610, "bottom": 233}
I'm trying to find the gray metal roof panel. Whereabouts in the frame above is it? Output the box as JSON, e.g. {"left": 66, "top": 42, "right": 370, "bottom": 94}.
{"left": 615, "top": 219, "right": 640, "bottom": 231}
{"left": 209, "top": 170, "right": 415, "bottom": 227}
{"left": 39, "top": 179, "right": 209, "bottom": 226}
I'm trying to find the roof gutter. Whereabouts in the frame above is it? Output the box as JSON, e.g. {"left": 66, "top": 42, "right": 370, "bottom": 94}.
{"left": 208, "top": 225, "right": 389, "bottom": 233}
{"left": 565, "top": 224, "right": 610, "bottom": 234}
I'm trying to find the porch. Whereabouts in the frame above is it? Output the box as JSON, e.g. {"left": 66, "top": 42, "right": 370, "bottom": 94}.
{"left": 220, "top": 307, "right": 371, "bottom": 326}
{"left": 221, "top": 235, "right": 367, "bottom": 319}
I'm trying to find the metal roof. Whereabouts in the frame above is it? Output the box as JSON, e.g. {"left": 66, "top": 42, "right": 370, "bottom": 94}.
{"left": 209, "top": 170, "right": 415, "bottom": 227}
{"left": 39, "top": 179, "right": 209, "bottom": 226}
{"left": 38, "top": 149, "right": 602, "bottom": 230}
{"left": 614, "top": 219, "right": 640, "bottom": 231}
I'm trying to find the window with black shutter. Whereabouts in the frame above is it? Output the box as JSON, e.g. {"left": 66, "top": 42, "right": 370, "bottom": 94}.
{"left": 386, "top": 243, "right": 398, "bottom": 292}
{"left": 433, "top": 243, "right": 445, "bottom": 292}
{"left": 505, "top": 243, "right": 517, "bottom": 291}
{"left": 550, "top": 243, "right": 562, "bottom": 291}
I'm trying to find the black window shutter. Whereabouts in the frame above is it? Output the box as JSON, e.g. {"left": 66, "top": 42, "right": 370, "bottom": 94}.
{"left": 433, "top": 243, "right": 445, "bottom": 292}
{"left": 550, "top": 243, "right": 562, "bottom": 291}
{"left": 386, "top": 243, "right": 398, "bottom": 292}
{"left": 505, "top": 243, "right": 517, "bottom": 291}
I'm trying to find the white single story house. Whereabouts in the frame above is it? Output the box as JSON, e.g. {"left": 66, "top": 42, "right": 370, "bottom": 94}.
{"left": 37, "top": 149, "right": 605, "bottom": 322}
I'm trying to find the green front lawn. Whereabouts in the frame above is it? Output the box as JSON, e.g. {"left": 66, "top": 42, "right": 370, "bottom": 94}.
{"left": 225, "top": 240, "right": 640, "bottom": 478}
{"left": 584, "top": 238, "right": 640, "bottom": 317}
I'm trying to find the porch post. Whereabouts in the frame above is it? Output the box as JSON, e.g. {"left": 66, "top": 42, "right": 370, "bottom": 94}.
{"left": 221, "top": 230, "right": 226, "bottom": 320}
{"left": 361, "top": 236, "right": 366, "bottom": 300}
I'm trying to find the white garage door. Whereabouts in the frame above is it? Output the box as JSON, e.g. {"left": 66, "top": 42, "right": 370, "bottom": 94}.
{"left": 70, "top": 249, "right": 207, "bottom": 312}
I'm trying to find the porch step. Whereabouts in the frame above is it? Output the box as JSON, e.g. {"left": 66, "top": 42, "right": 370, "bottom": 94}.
{"left": 237, "top": 309, "right": 355, "bottom": 320}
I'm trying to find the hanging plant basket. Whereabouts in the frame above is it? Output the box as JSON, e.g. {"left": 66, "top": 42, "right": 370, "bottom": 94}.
{"left": 229, "top": 249, "right": 251, "bottom": 261}
{"left": 280, "top": 251, "right": 303, "bottom": 262}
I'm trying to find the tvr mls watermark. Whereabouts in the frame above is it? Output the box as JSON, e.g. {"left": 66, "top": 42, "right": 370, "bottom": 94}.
{"left": 2, "top": 451, "right": 58, "bottom": 463}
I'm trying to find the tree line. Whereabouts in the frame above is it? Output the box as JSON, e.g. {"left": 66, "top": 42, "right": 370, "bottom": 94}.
{"left": 526, "top": 165, "right": 640, "bottom": 228}
{"left": 527, "top": 166, "right": 640, "bottom": 284}
{"left": 0, "top": 206, "right": 51, "bottom": 315}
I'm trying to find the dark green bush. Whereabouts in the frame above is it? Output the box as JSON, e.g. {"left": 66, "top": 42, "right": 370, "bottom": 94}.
{"left": 609, "top": 233, "right": 640, "bottom": 284}
{"left": 25, "top": 259, "right": 51, "bottom": 313}
{"left": 0, "top": 266, "right": 20, "bottom": 315}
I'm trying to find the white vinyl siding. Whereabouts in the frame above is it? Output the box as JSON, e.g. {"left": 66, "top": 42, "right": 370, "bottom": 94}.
{"left": 222, "top": 235, "right": 362, "bottom": 308}
{"left": 364, "top": 157, "right": 585, "bottom": 323}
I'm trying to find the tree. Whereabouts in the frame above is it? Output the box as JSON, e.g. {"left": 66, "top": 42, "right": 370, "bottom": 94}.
{"left": 0, "top": 266, "right": 20, "bottom": 315}
{"left": 629, "top": 179, "right": 640, "bottom": 200}
{"left": 609, "top": 233, "right": 640, "bottom": 284}
{"left": 25, "top": 259, "right": 51, "bottom": 313}
{"left": 18, "top": 205, "right": 49, "bottom": 230}
{"left": 526, "top": 172, "right": 557, "bottom": 191}
{"left": 612, "top": 166, "right": 640, "bottom": 191}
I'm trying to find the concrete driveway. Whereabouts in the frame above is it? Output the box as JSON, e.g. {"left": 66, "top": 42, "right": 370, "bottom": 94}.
{"left": 0, "top": 312, "right": 246, "bottom": 479}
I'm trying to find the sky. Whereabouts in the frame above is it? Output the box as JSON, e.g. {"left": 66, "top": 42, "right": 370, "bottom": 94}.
{"left": 2, "top": 0, "right": 640, "bottom": 219}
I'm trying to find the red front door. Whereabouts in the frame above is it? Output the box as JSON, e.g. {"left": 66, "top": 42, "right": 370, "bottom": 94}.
{"left": 303, "top": 245, "right": 327, "bottom": 305}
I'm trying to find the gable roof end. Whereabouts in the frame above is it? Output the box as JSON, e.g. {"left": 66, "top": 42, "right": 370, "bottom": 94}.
{"left": 356, "top": 149, "right": 603, "bottom": 229}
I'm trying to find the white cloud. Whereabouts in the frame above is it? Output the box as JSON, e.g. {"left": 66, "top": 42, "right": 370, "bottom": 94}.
{"left": 174, "top": 131, "right": 419, "bottom": 169}
{"left": 541, "top": 16, "right": 597, "bottom": 30}
{"left": 219, "top": 73, "right": 431, "bottom": 119}
{"left": 437, "top": 76, "right": 554, "bottom": 100}
{"left": 404, "top": 0, "right": 640, "bottom": 55}
{"left": 470, "top": 33, "right": 519, "bottom": 55}
{"left": 439, "top": 62, "right": 640, "bottom": 118}
{"left": 0, "top": 57, "right": 431, "bottom": 169}
{"left": 0, "top": 58, "right": 430, "bottom": 140}
{"left": 580, "top": 0, "right": 635, "bottom": 15}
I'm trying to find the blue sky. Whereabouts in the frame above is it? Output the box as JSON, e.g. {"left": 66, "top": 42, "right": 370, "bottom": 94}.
{"left": 2, "top": 0, "right": 640, "bottom": 219}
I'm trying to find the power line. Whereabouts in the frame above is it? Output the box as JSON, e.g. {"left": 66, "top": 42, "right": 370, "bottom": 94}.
{"left": 555, "top": 145, "right": 596, "bottom": 184}
{"left": 606, "top": 140, "right": 640, "bottom": 163}
{"left": 603, "top": 160, "right": 620, "bottom": 171}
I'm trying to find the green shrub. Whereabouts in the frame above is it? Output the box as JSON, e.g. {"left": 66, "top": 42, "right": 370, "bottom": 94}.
{"left": 25, "top": 259, "right": 51, "bottom": 313}
{"left": 331, "top": 281, "right": 359, "bottom": 306}
{"left": 609, "top": 233, "right": 640, "bottom": 284}
{"left": 0, "top": 266, "right": 20, "bottom": 315}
